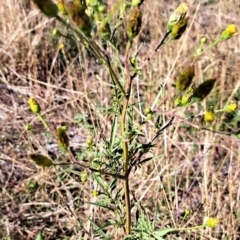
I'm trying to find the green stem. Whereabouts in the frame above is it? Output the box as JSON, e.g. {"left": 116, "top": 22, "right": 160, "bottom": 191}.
{"left": 37, "top": 113, "right": 49, "bottom": 130}
{"left": 120, "top": 39, "right": 134, "bottom": 234}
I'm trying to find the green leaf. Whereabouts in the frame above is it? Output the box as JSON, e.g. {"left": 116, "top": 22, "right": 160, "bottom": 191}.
{"left": 35, "top": 232, "right": 44, "bottom": 240}
{"left": 154, "top": 228, "right": 177, "bottom": 236}
{"left": 109, "top": 115, "right": 118, "bottom": 151}
{"left": 93, "top": 173, "right": 107, "bottom": 191}
{"left": 86, "top": 201, "right": 114, "bottom": 211}
{"left": 89, "top": 218, "right": 111, "bottom": 240}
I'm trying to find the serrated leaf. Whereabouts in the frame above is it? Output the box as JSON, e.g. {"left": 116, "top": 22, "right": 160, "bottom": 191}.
{"left": 30, "top": 154, "right": 53, "bottom": 167}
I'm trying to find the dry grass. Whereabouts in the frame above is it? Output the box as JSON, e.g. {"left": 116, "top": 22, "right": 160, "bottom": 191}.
{"left": 0, "top": 0, "right": 240, "bottom": 239}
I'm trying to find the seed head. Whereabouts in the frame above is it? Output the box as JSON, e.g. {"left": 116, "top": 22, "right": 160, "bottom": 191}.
{"left": 32, "top": 0, "right": 58, "bottom": 17}
{"left": 167, "top": 3, "right": 189, "bottom": 33}
{"left": 176, "top": 65, "right": 195, "bottom": 91}
{"left": 126, "top": 7, "right": 142, "bottom": 41}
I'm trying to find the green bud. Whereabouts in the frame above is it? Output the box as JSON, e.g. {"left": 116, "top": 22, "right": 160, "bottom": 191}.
{"left": 57, "top": 126, "right": 69, "bottom": 150}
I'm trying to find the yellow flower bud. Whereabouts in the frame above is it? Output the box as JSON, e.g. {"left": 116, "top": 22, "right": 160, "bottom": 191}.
{"left": 126, "top": 7, "right": 142, "bottom": 41}
{"left": 174, "top": 95, "right": 182, "bottom": 107}
{"left": 25, "top": 124, "right": 33, "bottom": 131}
{"left": 53, "top": 28, "right": 61, "bottom": 36}
{"left": 30, "top": 154, "right": 53, "bottom": 167}
{"left": 32, "top": 0, "right": 58, "bottom": 18}
{"left": 28, "top": 97, "right": 41, "bottom": 114}
{"left": 86, "top": 137, "right": 93, "bottom": 146}
{"left": 204, "top": 110, "right": 215, "bottom": 123}
{"left": 59, "top": 43, "right": 65, "bottom": 49}
{"left": 167, "top": 3, "right": 189, "bottom": 33}
{"left": 181, "top": 86, "right": 195, "bottom": 106}
{"left": 224, "top": 102, "right": 238, "bottom": 113}
{"left": 171, "top": 17, "right": 188, "bottom": 40}
{"left": 57, "top": 0, "right": 67, "bottom": 15}
{"left": 176, "top": 65, "right": 195, "bottom": 91}
{"left": 80, "top": 171, "right": 88, "bottom": 182}
{"left": 220, "top": 24, "right": 238, "bottom": 40}
{"left": 203, "top": 217, "right": 220, "bottom": 228}
{"left": 57, "top": 126, "right": 69, "bottom": 150}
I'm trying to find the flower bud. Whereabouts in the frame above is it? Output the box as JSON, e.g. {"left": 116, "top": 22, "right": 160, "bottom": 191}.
{"left": 204, "top": 110, "right": 215, "bottom": 123}
{"left": 176, "top": 65, "right": 195, "bottom": 91}
{"left": 167, "top": 3, "right": 189, "bottom": 33}
{"left": 32, "top": 0, "right": 58, "bottom": 18}
{"left": 126, "top": 7, "right": 142, "bottom": 41}
{"left": 220, "top": 24, "right": 238, "bottom": 40}
{"left": 28, "top": 97, "right": 41, "bottom": 114}
{"left": 53, "top": 28, "right": 61, "bottom": 36}
{"left": 57, "top": 126, "right": 69, "bottom": 150}
{"left": 181, "top": 85, "right": 195, "bottom": 106}
{"left": 171, "top": 17, "right": 188, "bottom": 40}
{"left": 57, "top": 0, "right": 67, "bottom": 15}
{"left": 25, "top": 124, "right": 33, "bottom": 131}
{"left": 224, "top": 102, "right": 238, "bottom": 113}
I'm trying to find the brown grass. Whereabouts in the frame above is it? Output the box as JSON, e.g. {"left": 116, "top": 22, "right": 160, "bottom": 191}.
{"left": 0, "top": 0, "right": 240, "bottom": 239}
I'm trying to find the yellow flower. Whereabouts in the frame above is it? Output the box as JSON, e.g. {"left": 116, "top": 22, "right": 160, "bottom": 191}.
{"left": 28, "top": 97, "right": 41, "bottom": 114}
{"left": 167, "top": 3, "right": 189, "bottom": 33}
{"left": 92, "top": 189, "right": 99, "bottom": 197}
{"left": 204, "top": 110, "right": 215, "bottom": 123}
{"left": 220, "top": 24, "right": 238, "bottom": 40}
{"left": 59, "top": 43, "right": 65, "bottom": 49}
{"left": 203, "top": 217, "right": 220, "bottom": 228}
{"left": 224, "top": 102, "right": 238, "bottom": 113}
